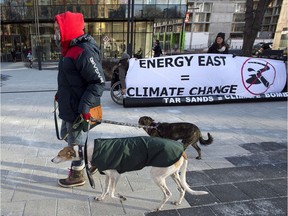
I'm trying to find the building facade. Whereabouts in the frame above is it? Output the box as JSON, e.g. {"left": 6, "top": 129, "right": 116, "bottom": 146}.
{"left": 1, "top": 0, "right": 285, "bottom": 62}
{"left": 1, "top": 0, "right": 186, "bottom": 62}
{"left": 154, "top": 0, "right": 284, "bottom": 52}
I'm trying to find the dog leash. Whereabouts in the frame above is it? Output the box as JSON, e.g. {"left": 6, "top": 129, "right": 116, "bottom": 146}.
{"left": 54, "top": 100, "right": 156, "bottom": 140}
{"left": 90, "top": 117, "right": 156, "bottom": 129}
{"left": 84, "top": 122, "right": 96, "bottom": 189}
{"left": 53, "top": 100, "right": 85, "bottom": 140}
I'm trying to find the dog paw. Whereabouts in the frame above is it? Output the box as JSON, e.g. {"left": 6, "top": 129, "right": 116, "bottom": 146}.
{"left": 196, "top": 156, "right": 201, "bottom": 160}
{"left": 111, "top": 194, "right": 127, "bottom": 201}
{"left": 118, "top": 194, "right": 127, "bottom": 201}
{"left": 154, "top": 207, "right": 161, "bottom": 212}
{"left": 171, "top": 201, "right": 181, "bottom": 206}
{"left": 95, "top": 196, "right": 104, "bottom": 201}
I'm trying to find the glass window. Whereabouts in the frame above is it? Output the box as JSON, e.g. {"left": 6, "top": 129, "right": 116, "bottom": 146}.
{"left": 194, "top": 13, "right": 206, "bottom": 22}
{"left": 113, "top": 22, "right": 124, "bottom": 32}
{"left": 192, "top": 23, "right": 208, "bottom": 32}
{"left": 231, "top": 23, "right": 245, "bottom": 32}
{"left": 52, "top": 0, "right": 65, "bottom": 5}
{"left": 235, "top": 3, "right": 245, "bottom": 13}
{"left": 39, "top": 0, "right": 51, "bottom": 5}
{"left": 156, "top": 0, "right": 168, "bottom": 3}
{"left": 203, "top": 3, "right": 212, "bottom": 12}
{"left": 78, "top": 0, "right": 92, "bottom": 4}
{"left": 195, "top": 3, "right": 204, "bottom": 12}
{"left": 184, "top": 23, "right": 191, "bottom": 32}
{"left": 134, "top": 4, "right": 144, "bottom": 18}
{"left": 134, "top": 22, "right": 147, "bottom": 32}
{"left": 206, "top": 13, "right": 210, "bottom": 22}
{"left": 233, "top": 13, "right": 245, "bottom": 22}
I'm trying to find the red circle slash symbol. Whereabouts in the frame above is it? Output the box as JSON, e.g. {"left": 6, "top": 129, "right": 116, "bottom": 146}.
{"left": 241, "top": 59, "right": 276, "bottom": 95}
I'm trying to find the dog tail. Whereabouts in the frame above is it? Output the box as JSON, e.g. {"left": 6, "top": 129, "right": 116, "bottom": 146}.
{"left": 199, "top": 132, "right": 213, "bottom": 145}
{"left": 179, "top": 158, "right": 208, "bottom": 196}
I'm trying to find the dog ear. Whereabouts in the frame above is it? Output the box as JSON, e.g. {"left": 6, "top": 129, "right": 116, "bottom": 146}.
{"left": 68, "top": 148, "right": 76, "bottom": 157}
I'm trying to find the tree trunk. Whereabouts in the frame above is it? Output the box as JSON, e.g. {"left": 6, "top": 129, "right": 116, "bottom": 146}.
{"left": 242, "top": 0, "right": 273, "bottom": 57}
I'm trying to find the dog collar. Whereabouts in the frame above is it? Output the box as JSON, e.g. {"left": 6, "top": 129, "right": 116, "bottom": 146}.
{"left": 147, "top": 122, "right": 159, "bottom": 134}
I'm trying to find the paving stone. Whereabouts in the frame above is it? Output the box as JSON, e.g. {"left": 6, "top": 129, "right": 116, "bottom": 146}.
{"left": 23, "top": 199, "right": 57, "bottom": 216}
{"left": 260, "top": 178, "right": 288, "bottom": 196}
{"left": 178, "top": 206, "right": 217, "bottom": 216}
{"left": 57, "top": 199, "right": 90, "bottom": 216}
{"left": 184, "top": 186, "right": 218, "bottom": 206}
{"left": 210, "top": 197, "right": 287, "bottom": 216}
{"left": 186, "top": 170, "right": 215, "bottom": 187}
{"left": 0, "top": 201, "right": 26, "bottom": 216}
{"left": 277, "top": 162, "right": 288, "bottom": 172}
{"left": 225, "top": 150, "right": 287, "bottom": 167}
{"left": 250, "top": 197, "right": 287, "bottom": 215}
{"left": 203, "top": 166, "right": 265, "bottom": 184}
{"left": 145, "top": 209, "right": 178, "bottom": 216}
{"left": 250, "top": 164, "right": 287, "bottom": 178}
{"left": 234, "top": 180, "right": 279, "bottom": 199}
{"left": 206, "top": 183, "right": 250, "bottom": 202}
{"left": 240, "top": 142, "right": 287, "bottom": 153}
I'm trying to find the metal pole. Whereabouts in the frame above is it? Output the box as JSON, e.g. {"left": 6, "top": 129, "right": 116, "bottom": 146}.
{"left": 34, "top": 0, "right": 42, "bottom": 70}
{"left": 126, "top": 0, "right": 133, "bottom": 56}
{"left": 126, "top": 0, "right": 130, "bottom": 56}
{"left": 130, "top": 0, "right": 134, "bottom": 56}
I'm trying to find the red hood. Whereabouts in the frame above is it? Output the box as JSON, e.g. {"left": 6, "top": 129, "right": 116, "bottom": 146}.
{"left": 55, "top": 11, "right": 84, "bottom": 55}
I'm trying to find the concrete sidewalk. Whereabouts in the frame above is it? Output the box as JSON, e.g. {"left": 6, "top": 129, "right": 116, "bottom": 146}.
{"left": 1, "top": 62, "right": 287, "bottom": 216}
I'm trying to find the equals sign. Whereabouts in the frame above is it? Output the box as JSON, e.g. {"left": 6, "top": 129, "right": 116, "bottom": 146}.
{"left": 181, "top": 75, "right": 189, "bottom": 81}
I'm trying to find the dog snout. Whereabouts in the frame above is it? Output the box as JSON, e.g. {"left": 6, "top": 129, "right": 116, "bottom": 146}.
{"left": 51, "top": 156, "right": 61, "bottom": 163}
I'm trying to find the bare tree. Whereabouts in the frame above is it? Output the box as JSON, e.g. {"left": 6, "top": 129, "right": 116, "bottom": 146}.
{"left": 242, "top": 0, "right": 274, "bottom": 56}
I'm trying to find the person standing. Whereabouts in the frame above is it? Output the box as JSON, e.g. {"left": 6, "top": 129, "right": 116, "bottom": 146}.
{"left": 208, "top": 32, "right": 229, "bottom": 54}
{"left": 152, "top": 39, "right": 162, "bottom": 57}
{"left": 118, "top": 52, "right": 130, "bottom": 94}
{"left": 27, "top": 49, "right": 33, "bottom": 68}
{"left": 11, "top": 49, "right": 16, "bottom": 62}
{"left": 54, "top": 11, "right": 105, "bottom": 187}
{"left": 135, "top": 48, "right": 143, "bottom": 59}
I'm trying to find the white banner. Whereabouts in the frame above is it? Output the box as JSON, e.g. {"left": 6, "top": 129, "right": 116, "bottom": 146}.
{"left": 125, "top": 54, "right": 287, "bottom": 98}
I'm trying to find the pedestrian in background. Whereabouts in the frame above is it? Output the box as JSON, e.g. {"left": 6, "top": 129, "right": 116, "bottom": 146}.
{"left": 118, "top": 52, "right": 130, "bottom": 94}
{"left": 27, "top": 49, "right": 33, "bottom": 68}
{"left": 152, "top": 39, "right": 162, "bottom": 57}
{"left": 208, "top": 32, "right": 229, "bottom": 54}
{"left": 11, "top": 49, "right": 16, "bottom": 62}
{"left": 53, "top": 11, "right": 105, "bottom": 188}
{"left": 135, "top": 48, "right": 143, "bottom": 59}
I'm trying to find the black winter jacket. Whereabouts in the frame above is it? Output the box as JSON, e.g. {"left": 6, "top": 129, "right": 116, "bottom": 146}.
{"left": 57, "top": 34, "right": 105, "bottom": 123}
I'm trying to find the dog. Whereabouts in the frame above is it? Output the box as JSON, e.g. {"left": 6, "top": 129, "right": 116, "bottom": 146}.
{"left": 138, "top": 116, "right": 213, "bottom": 160}
{"left": 51, "top": 136, "right": 208, "bottom": 211}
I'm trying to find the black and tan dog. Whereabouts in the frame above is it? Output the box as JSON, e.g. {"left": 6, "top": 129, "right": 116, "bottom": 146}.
{"left": 138, "top": 116, "right": 213, "bottom": 159}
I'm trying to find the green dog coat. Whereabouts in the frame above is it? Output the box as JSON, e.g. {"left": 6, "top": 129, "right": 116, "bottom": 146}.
{"left": 91, "top": 136, "right": 184, "bottom": 174}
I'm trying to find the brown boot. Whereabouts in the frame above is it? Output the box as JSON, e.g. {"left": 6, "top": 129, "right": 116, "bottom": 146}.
{"left": 58, "top": 164, "right": 86, "bottom": 188}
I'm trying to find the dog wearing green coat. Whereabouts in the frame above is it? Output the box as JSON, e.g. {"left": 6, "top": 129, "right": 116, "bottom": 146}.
{"left": 51, "top": 136, "right": 208, "bottom": 211}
